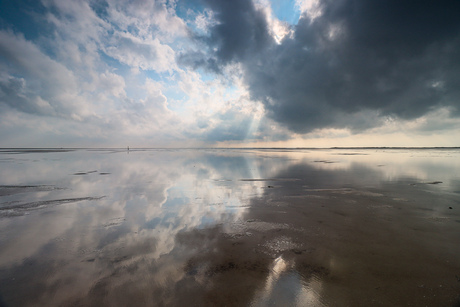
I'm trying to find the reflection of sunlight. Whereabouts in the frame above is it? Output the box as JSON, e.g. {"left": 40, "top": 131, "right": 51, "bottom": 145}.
{"left": 266, "top": 256, "right": 287, "bottom": 292}
{"left": 250, "top": 256, "right": 325, "bottom": 307}
{"left": 295, "top": 277, "right": 325, "bottom": 307}
{"left": 250, "top": 256, "right": 287, "bottom": 306}
{"left": 244, "top": 156, "right": 265, "bottom": 198}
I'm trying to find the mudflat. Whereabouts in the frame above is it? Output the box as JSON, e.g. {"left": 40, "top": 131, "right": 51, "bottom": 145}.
{"left": 0, "top": 148, "right": 459, "bottom": 306}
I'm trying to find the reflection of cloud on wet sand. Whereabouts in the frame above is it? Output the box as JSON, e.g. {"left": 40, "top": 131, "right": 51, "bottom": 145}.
{"left": 0, "top": 149, "right": 460, "bottom": 306}
{"left": 0, "top": 150, "right": 275, "bottom": 306}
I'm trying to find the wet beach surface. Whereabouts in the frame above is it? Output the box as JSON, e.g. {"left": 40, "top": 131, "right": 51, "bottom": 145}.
{"left": 0, "top": 148, "right": 460, "bottom": 306}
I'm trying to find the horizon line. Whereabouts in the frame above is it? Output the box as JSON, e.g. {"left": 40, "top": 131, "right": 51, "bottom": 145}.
{"left": 1, "top": 146, "right": 460, "bottom": 150}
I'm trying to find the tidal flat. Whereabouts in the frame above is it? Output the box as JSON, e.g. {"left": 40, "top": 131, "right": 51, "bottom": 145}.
{"left": 0, "top": 148, "right": 459, "bottom": 306}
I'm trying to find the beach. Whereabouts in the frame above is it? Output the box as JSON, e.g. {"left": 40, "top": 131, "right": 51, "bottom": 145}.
{"left": 0, "top": 148, "right": 459, "bottom": 306}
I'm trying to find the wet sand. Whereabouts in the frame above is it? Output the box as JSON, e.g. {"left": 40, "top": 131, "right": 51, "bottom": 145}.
{"left": 0, "top": 148, "right": 459, "bottom": 306}
{"left": 174, "top": 183, "right": 460, "bottom": 306}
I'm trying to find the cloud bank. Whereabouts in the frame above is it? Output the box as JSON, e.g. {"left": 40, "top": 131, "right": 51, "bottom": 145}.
{"left": 1, "top": 0, "right": 460, "bottom": 146}
{"left": 189, "top": 0, "right": 460, "bottom": 133}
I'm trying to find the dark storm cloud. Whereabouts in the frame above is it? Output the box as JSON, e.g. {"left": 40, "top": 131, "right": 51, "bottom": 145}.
{"left": 201, "top": 0, "right": 272, "bottom": 63}
{"left": 178, "top": 0, "right": 272, "bottom": 72}
{"left": 191, "top": 0, "right": 460, "bottom": 133}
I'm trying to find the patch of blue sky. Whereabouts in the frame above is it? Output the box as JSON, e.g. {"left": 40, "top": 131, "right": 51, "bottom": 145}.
{"left": 89, "top": 0, "right": 109, "bottom": 22}
{"left": 196, "top": 68, "right": 215, "bottom": 82}
{"left": 162, "top": 92, "right": 189, "bottom": 116}
{"left": 0, "top": 0, "right": 51, "bottom": 40}
{"left": 126, "top": 24, "right": 140, "bottom": 36}
{"left": 0, "top": 0, "right": 43, "bottom": 37}
{"left": 175, "top": 0, "right": 214, "bottom": 37}
{"left": 223, "top": 85, "right": 240, "bottom": 100}
{"left": 175, "top": 0, "right": 204, "bottom": 22}
{"left": 269, "top": 0, "right": 301, "bottom": 25}
{"left": 163, "top": 86, "right": 188, "bottom": 104}
{"left": 98, "top": 51, "right": 130, "bottom": 74}
{"left": 144, "top": 70, "right": 164, "bottom": 83}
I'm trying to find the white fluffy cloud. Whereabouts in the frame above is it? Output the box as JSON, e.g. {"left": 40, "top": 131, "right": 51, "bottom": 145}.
{"left": 0, "top": 31, "right": 93, "bottom": 120}
{"left": 104, "top": 32, "right": 177, "bottom": 72}
{"left": 0, "top": 0, "right": 271, "bottom": 147}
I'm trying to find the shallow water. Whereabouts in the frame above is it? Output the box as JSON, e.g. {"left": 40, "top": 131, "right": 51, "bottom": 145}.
{"left": 0, "top": 148, "right": 459, "bottom": 306}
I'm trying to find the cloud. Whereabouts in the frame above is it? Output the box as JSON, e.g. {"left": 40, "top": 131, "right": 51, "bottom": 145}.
{"left": 193, "top": 8, "right": 218, "bottom": 34}
{"left": 2, "top": 0, "right": 459, "bottom": 147}
{"left": 253, "top": 0, "right": 293, "bottom": 44}
{"left": 295, "top": 0, "right": 323, "bottom": 21}
{"left": 105, "top": 0, "right": 187, "bottom": 40}
{"left": 104, "top": 31, "right": 177, "bottom": 72}
{"left": 0, "top": 76, "right": 64, "bottom": 121}
{"left": 96, "top": 71, "right": 127, "bottom": 98}
{"left": 190, "top": 0, "right": 460, "bottom": 134}
{"left": 196, "top": 0, "right": 273, "bottom": 65}
{"left": 0, "top": 30, "right": 93, "bottom": 120}
{"left": 121, "top": 84, "right": 179, "bottom": 134}
{"left": 0, "top": 1, "right": 191, "bottom": 146}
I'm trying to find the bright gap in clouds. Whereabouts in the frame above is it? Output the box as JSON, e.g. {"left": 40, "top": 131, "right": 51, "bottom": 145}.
{"left": 268, "top": 0, "right": 301, "bottom": 25}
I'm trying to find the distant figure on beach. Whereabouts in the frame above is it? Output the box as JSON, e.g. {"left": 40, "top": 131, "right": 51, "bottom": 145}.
{"left": 127, "top": 146, "right": 129, "bottom": 151}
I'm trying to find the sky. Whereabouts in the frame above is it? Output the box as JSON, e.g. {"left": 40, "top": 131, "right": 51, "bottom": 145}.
{"left": 1, "top": 0, "right": 460, "bottom": 148}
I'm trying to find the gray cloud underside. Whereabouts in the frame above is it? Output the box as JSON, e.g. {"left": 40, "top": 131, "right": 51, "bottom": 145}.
{"left": 187, "top": 0, "right": 460, "bottom": 133}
